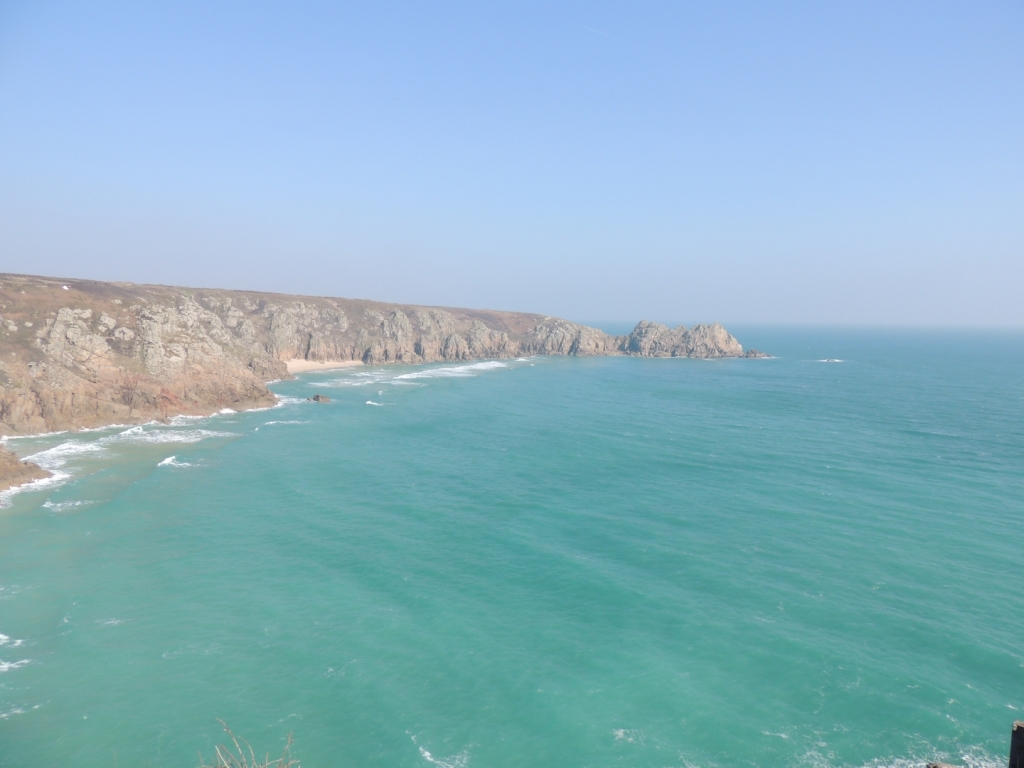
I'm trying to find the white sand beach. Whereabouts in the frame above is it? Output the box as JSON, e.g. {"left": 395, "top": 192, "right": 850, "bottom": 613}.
{"left": 285, "top": 359, "right": 365, "bottom": 373}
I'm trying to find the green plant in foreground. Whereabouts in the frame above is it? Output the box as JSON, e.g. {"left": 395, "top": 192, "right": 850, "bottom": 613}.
{"left": 198, "top": 720, "right": 298, "bottom": 768}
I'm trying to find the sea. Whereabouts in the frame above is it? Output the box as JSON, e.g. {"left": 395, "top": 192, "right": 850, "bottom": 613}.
{"left": 1, "top": 328, "right": 1022, "bottom": 768}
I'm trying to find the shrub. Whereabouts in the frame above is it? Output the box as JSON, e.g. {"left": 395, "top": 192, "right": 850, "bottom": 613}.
{"left": 198, "top": 720, "right": 298, "bottom": 768}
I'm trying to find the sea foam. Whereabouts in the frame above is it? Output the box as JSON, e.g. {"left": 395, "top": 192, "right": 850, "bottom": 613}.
{"left": 0, "top": 659, "right": 30, "bottom": 674}
{"left": 24, "top": 440, "right": 105, "bottom": 469}
{"left": 392, "top": 361, "right": 508, "bottom": 380}
{"left": 157, "top": 456, "right": 193, "bottom": 468}
{"left": 42, "top": 499, "right": 91, "bottom": 512}
{"left": 0, "top": 469, "right": 73, "bottom": 507}
{"left": 105, "top": 426, "right": 235, "bottom": 445}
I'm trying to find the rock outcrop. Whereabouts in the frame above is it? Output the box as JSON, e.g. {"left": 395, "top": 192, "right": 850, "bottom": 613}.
{"left": 0, "top": 273, "right": 759, "bottom": 487}
{"left": 621, "top": 320, "right": 743, "bottom": 358}
{"left": 0, "top": 444, "right": 50, "bottom": 492}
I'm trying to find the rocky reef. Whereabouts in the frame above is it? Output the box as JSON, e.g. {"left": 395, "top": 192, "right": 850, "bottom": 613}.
{"left": 0, "top": 272, "right": 759, "bottom": 490}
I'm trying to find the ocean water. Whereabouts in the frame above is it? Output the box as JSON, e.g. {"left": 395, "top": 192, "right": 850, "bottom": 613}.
{"left": 1, "top": 329, "right": 1022, "bottom": 768}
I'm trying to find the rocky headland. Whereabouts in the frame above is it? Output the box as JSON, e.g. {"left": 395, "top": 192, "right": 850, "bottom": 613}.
{"left": 0, "top": 273, "right": 764, "bottom": 490}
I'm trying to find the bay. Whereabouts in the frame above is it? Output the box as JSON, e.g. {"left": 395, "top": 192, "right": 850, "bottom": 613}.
{"left": 1, "top": 328, "right": 1022, "bottom": 767}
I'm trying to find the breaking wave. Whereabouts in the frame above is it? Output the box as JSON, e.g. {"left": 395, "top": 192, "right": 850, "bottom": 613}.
{"left": 409, "top": 733, "right": 471, "bottom": 768}
{"left": 106, "top": 426, "right": 235, "bottom": 445}
{"left": 0, "top": 659, "right": 29, "bottom": 674}
{"left": 2, "top": 425, "right": 236, "bottom": 505}
{"left": 157, "top": 456, "right": 193, "bottom": 468}
{"left": 23, "top": 441, "right": 104, "bottom": 469}
{"left": 417, "top": 746, "right": 471, "bottom": 768}
{"left": 393, "top": 361, "right": 508, "bottom": 380}
{"left": 42, "top": 499, "right": 91, "bottom": 512}
{"left": 311, "top": 359, "right": 517, "bottom": 389}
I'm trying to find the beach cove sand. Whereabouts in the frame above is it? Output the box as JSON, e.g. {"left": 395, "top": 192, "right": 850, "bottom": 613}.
{"left": 285, "top": 359, "right": 365, "bottom": 373}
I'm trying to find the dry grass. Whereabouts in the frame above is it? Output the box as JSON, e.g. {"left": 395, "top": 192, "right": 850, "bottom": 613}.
{"left": 198, "top": 720, "right": 298, "bottom": 768}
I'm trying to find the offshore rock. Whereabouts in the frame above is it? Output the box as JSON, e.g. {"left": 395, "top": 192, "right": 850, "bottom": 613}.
{"left": 620, "top": 321, "right": 743, "bottom": 358}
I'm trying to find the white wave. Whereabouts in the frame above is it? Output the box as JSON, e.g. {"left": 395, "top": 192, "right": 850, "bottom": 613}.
{"left": 0, "top": 470, "right": 73, "bottom": 507}
{"left": 817, "top": 358, "right": 844, "bottom": 363}
{"left": 104, "top": 427, "right": 235, "bottom": 445}
{"left": 0, "top": 634, "right": 23, "bottom": 648}
{"left": 1, "top": 425, "right": 233, "bottom": 506}
{"left": 261, "top": 421, "right": 308, "bottom": 426}
{"left": 97, "top": 619, "right": 126, "bottom": 626}
{"left": 417, "top": 746, "right": 470, "bottom": 768}
{"left": 42, "top": 499, "right": 90, "bottom": 512}
{"left": 24, "top": 441, "right": 105, "bottom": 470}
{"left": 313, "top": 361, "right": 509, "bottom": 388}
{"left": 167, "top": 408, "right": 236, "bottom": 424}
{"left": 0, "top": 659, "right": 30, "bottom": 673}
{"left": 3, "top": 420, "right": 153, "bottom": 439}
{"left": 157, "top": 456, "right": 193, "bottom": 467}
{"left": 762, "top": 746, "right": 1004, "bottom": 768}
{"left": 366, "top": 401, "right": 385, "bottom": 406}
{"left": 311, "top": 370, "right": 390, "bottom": 388}
{"left": 393, "top": 361, "right": 508, "bottom": 381}
{"left": 612, "top": 729, "right": 645, "bottom": 744}
{"left": 272, "top": 395, "right": 307, "bottom": 405}
{"left": 2, "top": 429, "right": 70, "bottom": 441}
{"left": 167, "top": 414, "right": 205, "bottom": 425}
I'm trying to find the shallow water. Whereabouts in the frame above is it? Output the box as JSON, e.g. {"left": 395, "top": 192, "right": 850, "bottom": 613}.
{"left": 1, "top": 328, "right": 1022, "bottom": 767}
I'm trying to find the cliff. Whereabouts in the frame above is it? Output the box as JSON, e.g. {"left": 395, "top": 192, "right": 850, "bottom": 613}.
{"left": 0, "top": 272, "right": 757, "bottom": 490}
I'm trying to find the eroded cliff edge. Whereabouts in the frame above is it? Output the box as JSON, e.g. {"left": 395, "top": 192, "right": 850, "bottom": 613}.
{"left": 0, "top": 272, "right": 764, "bottom": 489}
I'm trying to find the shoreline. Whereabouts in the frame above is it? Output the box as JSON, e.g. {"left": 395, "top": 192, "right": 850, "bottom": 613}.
{"left": 0, "top": 400, "right": 285, "bottom": 499}
{"left": 0, "top": 273, "right": 754, "bottom": 492}
{"left": 285, "top": 359, "right": 365, "bottom": 373}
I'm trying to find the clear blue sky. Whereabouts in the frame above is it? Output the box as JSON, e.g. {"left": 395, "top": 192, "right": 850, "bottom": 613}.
{"left": 1, "top": 1, "right": 1021, "bottom": 325}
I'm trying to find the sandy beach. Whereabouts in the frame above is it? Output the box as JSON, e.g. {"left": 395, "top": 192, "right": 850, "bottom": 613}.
{"left": 286, "top": 359, "right": 365, "bottom": 373}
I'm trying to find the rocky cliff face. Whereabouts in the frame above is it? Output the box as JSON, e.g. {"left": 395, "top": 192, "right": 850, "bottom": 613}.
{"left": 0, "top": 273, "right": 755, "bottom": 489}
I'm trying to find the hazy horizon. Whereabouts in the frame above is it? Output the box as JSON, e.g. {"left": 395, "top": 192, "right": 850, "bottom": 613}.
{"left": 2, "top": 2, "right": 1021, "bottom": 327}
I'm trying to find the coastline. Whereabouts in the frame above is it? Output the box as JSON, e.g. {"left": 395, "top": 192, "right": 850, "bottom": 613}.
{"left": 0, "top": 272, "right": 757, "bottom": 492}
{"left": 0, "top": 398, "right": 282, "bottom": 500}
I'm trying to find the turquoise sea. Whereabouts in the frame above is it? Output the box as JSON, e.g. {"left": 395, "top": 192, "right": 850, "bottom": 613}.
{"left": 1, "top": 329, "right": 1022, "bottom": 768}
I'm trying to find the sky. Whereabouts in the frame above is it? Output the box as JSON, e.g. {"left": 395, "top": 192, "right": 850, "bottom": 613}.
{"left": 1, "top": 1, "right": 1021, "bottom": 326}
